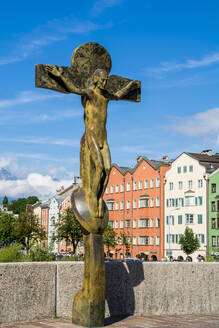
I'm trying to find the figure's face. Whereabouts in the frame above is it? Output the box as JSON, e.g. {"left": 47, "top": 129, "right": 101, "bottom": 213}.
{"left": 93, "top": 70, "right": 108, "bottom": 89}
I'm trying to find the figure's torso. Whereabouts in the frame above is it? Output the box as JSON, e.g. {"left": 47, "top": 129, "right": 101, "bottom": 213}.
{"left": 83, "top": 88, "right": 109, "bottom": 148}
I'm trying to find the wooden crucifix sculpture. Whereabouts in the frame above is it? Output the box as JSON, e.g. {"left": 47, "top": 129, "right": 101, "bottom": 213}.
{"left": 35, "top": 42, "right": 141, "bottom": 327}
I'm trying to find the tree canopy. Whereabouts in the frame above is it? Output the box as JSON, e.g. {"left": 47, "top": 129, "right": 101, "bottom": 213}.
{"left": 179, "top": 226, "right": 200, "bottom": 256}
{"left": 8, "top": 196, "right": 39, "bottom": 215}
{"left": 0, "top": 213, "right": 15, "bottom": 246}
{"left": 103, "top": 225, "right": 117, "bottom": 256}
{"left": 2, "top": 196, "right": 8, "bottom": 207}
{"left": 53, "top": 208, "right": 83, "bottom": 254}
{"left": 13, "top": 211, "right": 46, "bottom": 253}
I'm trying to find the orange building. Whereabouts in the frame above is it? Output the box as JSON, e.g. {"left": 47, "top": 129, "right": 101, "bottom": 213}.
{"left": 40, "top": 202, "right": 49, "bottom": 245}
{"left": 103, "top": 156, "right": 170, "bottom": 261}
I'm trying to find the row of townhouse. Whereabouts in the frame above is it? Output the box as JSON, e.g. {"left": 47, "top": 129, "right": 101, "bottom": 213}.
{"left": 103, "top": 150, "right": 219, "bottom": 261}
{"left": 32, "top": 178, "right": 82, "bottom": 254}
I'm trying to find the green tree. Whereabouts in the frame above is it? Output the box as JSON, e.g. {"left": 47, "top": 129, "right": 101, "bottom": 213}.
{"left": 120, "top": 231, "right": 132, "bottom": 257}
{"left": 54, "top": 208, "right": 83, "bottom": 255}
{"left": 0, "top": 213, "right": 15, "bottom": 246}
{"left": 179, "top": 226, "right": 200, "bottom": 256}
{"left": 13, "top": 212, "right": 46, "bottom": 253}
{"left": 2, "top": 195, "right": 8, "bottom": 207}
{"left": 103, "top": 225, "right": 117, "bottom": 256}
{"left": 8, "top": 196, "right": 39, "bottom": 215}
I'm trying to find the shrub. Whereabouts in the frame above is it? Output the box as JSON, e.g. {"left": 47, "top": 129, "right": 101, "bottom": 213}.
{"left": 28, "top": 244, "right": 55, "bottom": 262}
{"left": 58, "top": 254, "right": 84, "bottom": 261}
{"left": 0, "top": 244, "right": 28, "bottom": 262}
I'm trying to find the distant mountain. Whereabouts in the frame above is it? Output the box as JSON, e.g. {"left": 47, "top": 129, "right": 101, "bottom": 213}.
{"left": 0, "top": 168, "right": 17, "bottom": 180}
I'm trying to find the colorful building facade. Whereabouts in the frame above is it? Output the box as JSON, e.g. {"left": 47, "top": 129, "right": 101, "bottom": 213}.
{"left": 103, "top": 156, "right": 170, "bottom": 261}
{"left": 208, "top": 168, "right": 219, "bottom": 260}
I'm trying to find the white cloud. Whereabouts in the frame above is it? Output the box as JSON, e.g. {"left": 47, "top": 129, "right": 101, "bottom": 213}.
{"left": 91, "top": 0, "right": 123, "bottom": 16}
{"left": 0, "top": 136, "right": 79, "bottom": 147}
{"left": 0, "top": 17, "right": 101, "bottom": 66}
{"left": 0, "top": 91, "right": 62, "bottom": 109}
{"left": 164, "top": 107, "right": 219, "bottom": 137}
{"left": 147, "top": 52, "right": 219, "bottom": 78}
{"left": 0, "top": 173, "right": 73, "bottom": 199}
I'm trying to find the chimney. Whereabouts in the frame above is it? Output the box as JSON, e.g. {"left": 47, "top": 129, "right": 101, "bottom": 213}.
{"left": 201, "top": 149, "right": 212, "bottom": 156}
{"left": 137, "top": 155, "right": 143, "bottom": 162}
{"left": 162, "top": 156, "right": 169, "bottom": 163}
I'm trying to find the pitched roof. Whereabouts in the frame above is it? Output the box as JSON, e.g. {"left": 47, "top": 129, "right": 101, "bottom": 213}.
{"left": 112, "top": 156, "right": 170, "bottom": 176}
{"left": 186, "top": 152, "right": 219, "bottom": 173}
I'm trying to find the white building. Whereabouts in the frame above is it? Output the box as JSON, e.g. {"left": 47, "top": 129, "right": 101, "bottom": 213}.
{"left": 164, "top": 150, "right": 219, "bottom": 262}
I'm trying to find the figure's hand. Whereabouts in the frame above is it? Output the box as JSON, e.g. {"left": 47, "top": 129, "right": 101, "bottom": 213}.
{"left": 46, "top": 65, "right": 63, "bottom": 77}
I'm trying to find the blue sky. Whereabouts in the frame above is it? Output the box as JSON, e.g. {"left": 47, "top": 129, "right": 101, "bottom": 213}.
{"left": 0, "top": 0, "right": 219, "bottom": 198}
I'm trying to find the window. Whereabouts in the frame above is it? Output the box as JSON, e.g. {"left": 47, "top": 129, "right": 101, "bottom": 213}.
{"left": 133, "top": 199, "right": 137, "bottom": 209}
{"left": 127, "top": 182, "right": 130, "bottom": 191}
{"left": 115, "top": 184, "right": 119, "bottom": 193}
{"left": 188, "top": 180, "right": 193, "bottom": 189}
{"left": 150, "top": 236, "right": 154, "bottom": 245}
{"left": 150, "top": 179, "right": 154, "bottom": 188}
{"left": 178, "top": 215, "right": 182, "bottom": 224}
{"left": 196, "top": 234, "right": 205, "bottom": 244}
{"left": 150, "top": 219, "right": 154, "bottom": 227}
{"left": 139, "top": 198, "right": 149, "bottom": 208}
{"left": 185, "top": 196, "right": 195, "bottom": 206}
{"left": 106, "top": 202, "right": 114, "bottom": 210}
{"left": 133, "top": 236, "right": 137, "bottom": 245}
{"left": 169, "top": 182, "right": 173, "bottom": 190}
{"left": 139, "top": 236, "right": 149, "bottom": 245}
{"left": 120, "top": 201, "right": 124, "bottom": 210}
{"left": 120, "top": 183, "right": 124, "bottom": 192}
{"left": 212, "top": 218, "right": 216, "bottom": 229}
{"left": 133, "top": 182, "right": 137, "bottom": 190}
{"left": 189, "top": 165, "right": 193, "bottom": 172}
{"left": 125, "top": 219, "right": 130, "bottom": 228}
{"left": 198, "top": 214, "right": 202, "bottom": 224}
{"left": 108, "top": 221, "right": 113, "bottom": 228}
{"left": 110, "top": 185, "right": 114, "bottom": 193}
{"left": 178, "top": 181, "right": 183, "bottom": 190}
{"left": 106, "top": 186, "right": 109, "bottom": 194}
{"left": 156, "top": 236, "right": 160, "bottom": 245}
{"left": 217, "top": 236, "right": 219, "bottom": 247}
{"left": 212, "top": 183, "right": 216, "bottom": 193}
{"left": 166, "top": 215, "right": 174, "bottom": 225}
{"left": 120, "top": 220, "right": 124, "bottom": 228}
{"left": 183, "top": 166, "right": 187, "bottom": 173}
{"left": 139, "top": 181, "right": 143, "bottom": 190}
{"left": 133, "top": 219, "right": 137, "bottom": 228}
{"left": 177, "top": 167, "right": 181, "bottom": 174}
{"left": 144, "top": 179, "right": 148, "bottom": 189}
{"left": 126, "top": 200, "right": 130, "bottom": 209}
{"left": 196, "top": 197, "right": 203, "bottom": 206}
{"left": 212, "top": 201, "right": 216, "bottom": 212}
{"left": 212, "top": 236, "right": 216, "bottom": 247}
{"left": 217, "top": 218, "right": 219, "bottom": 229}
{"left": 115, "top": 220, "right": 119, "bottom": 229}
{"left": 156, "top": 178, "right": 160, "bottom": 187}
{"left": 198, "top": 179, "right": 203, "bottom": 188}
{"left": 115, "top": 202, "right": 119, "bottom": 210}
{"left": 139, "top": 218, "right": 149, "bottom": 228}
{"left": 150, "top": 198, "right": 154, "bottom": 207}
{"left": 179, "top": 198, "right": 184, "bottom": 207}
{"left": 186, "top": 214, "right": 194, "bottom": 224}
{"left": 156, "top": 218, "right": 160, "bottom": 227}
{"left": 156, "top": 197, "right": 160, "bottom": 207}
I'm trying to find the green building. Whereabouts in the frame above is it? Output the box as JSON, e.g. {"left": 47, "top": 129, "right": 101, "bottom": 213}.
{"left": 208, "top": 169, "right": 219, "bottom": 260}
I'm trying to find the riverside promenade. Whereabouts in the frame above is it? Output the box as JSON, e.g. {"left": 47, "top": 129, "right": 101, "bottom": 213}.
{"left": 1, "top": 315, "right": 219, "bottom": 328}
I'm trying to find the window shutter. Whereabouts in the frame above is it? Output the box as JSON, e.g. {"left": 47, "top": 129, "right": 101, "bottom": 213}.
{"left": 166, "top": 216, "right": 169, "bottom": 225}
{"left": 198, "top": 214, "right": 202, "bottom": 224}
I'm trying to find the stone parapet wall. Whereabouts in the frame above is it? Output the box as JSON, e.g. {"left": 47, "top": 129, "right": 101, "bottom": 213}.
{"left": 1, "top": 262, "right": 219, "bottom": 323}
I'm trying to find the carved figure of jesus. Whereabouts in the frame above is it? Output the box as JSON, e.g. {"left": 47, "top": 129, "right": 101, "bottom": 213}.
{"left": 46, "top": 65, "right": 136, "bottom": 220}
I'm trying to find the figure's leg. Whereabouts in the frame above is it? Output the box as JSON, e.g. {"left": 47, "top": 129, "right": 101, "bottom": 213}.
{"left": 85, "top": 134, "right": 104, "bottom": 218}
{"left": 98, "top": 143, "right": 111, "bottom": 217}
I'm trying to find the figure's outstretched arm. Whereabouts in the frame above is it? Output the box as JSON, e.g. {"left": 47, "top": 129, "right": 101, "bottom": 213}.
{"left": 46, "top": 65, "right": 86, "bottom": 95}
{"left": 114, "top": 80, "right": 139, "bottom": 99}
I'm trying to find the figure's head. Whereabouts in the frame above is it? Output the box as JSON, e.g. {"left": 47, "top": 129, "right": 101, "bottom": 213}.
{"left": 92, "top": 69, "right": 108, "bottom": 89}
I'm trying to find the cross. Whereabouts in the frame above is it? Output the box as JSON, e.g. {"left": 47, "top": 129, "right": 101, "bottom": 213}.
{"left": 35, "top": 42, "right": 141, "bottom": 327}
